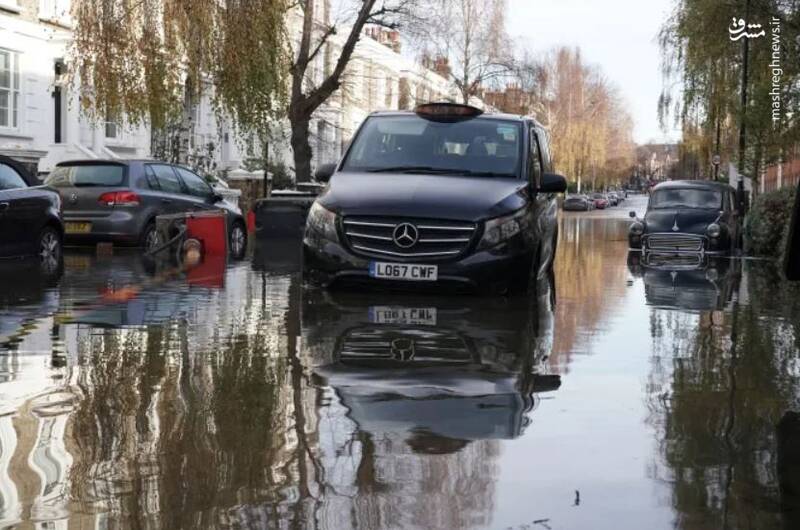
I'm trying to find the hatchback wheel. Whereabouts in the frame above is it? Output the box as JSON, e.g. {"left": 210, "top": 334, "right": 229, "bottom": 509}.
{"left": 141, "top": 222, "right": 160, "bottom": 252}
{"left": 229, "top": 222, "right": 247, "bottom": 259}
{"left": 38, "top": 227, "right": 62, "bottom": 273}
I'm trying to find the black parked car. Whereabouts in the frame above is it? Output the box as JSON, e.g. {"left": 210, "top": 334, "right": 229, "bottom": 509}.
{"left": 0, "top": 155, "right": 63, "bottom": 267}
{"left": 44, "top": 160, "right": 247, "bottom": 257}
{"left": 303, "top": 103, "right": 567, "bottom": 294}
{"left": 629, "top": 180, "right": 742, "bottom": 255}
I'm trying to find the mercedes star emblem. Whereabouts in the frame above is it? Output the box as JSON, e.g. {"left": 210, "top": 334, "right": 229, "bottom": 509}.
{"left": 69, "top": 193, "right": 78, "bottom": 204}
{"left": 672, "top": 218, "right": 680, "bottom": 232}
{"left": 390, "top": 338, "right": 415, "bottom": 361}
{"left": 392, "top": 222, "right": 419, "bottom": 248}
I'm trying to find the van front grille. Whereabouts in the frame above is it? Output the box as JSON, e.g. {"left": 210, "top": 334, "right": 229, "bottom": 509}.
{"left": 342, "top": 216, "right": 477, "bottom": 261}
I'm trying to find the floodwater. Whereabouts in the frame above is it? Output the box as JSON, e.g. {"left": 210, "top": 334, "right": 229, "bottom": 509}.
{"left": 1, "top": 197, "right": 799, "bottom": 530}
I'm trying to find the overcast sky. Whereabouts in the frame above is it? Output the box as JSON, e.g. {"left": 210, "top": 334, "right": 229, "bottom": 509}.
{"left": 506, "top": 0, "right": 681, "bottom": 144}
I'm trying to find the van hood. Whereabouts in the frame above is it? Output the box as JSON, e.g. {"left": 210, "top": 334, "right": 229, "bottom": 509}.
{"left": 318, "top": 172, "right": 529, "bottom": 222}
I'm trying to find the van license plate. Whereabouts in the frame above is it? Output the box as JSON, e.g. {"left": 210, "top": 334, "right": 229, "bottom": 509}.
{"left": 65, "top": 222, "right": 92, "bottom": 234}
{"left": 369, "top": 306, "right": 438, "bottom": 325}
{"left": 369, "top": 262, "right": 438, "bottom": 281}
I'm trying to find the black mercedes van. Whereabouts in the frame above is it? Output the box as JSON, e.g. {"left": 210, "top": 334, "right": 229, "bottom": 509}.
{"left": 303, "top": 103, "right": 566, "bottom": 294}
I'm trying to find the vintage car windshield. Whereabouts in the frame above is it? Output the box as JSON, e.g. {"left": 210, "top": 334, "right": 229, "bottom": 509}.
{"left": 341, "top": 115, "right": 522, "bottom": 178}
{"left": 650, "top": 188, "right": 722, "bottom": 209}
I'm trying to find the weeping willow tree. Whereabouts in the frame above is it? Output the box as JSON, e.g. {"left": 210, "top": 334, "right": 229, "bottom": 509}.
{"left": 69, "top": 0, "right": 290, "bottom": 173}
{"left": 659, "top": 0, "right": 800, "bottom": 182}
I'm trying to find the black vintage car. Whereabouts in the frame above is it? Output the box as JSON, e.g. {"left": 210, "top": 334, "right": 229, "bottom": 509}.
{"left": 629, "top": 180, "right": 742, "bottom": 255}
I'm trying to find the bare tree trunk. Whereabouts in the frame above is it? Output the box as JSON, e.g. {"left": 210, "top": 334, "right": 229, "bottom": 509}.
{"left": 291, "top": 113, "right": 313, "bottom": 183}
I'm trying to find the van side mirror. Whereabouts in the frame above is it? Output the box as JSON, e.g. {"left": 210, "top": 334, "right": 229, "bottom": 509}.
{"left": 314, "top": 163, "right": 336, "bottom": 183}
{"left": 540, "top": 173, "right": 567, "bottom": 193}
{"left": 629, "top": 211, "right": 636, "bottom": 218}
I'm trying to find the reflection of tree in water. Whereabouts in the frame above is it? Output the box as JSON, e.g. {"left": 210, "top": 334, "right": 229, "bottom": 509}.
{"left": 647, "top": 263, "right": 800, "bottom": 529}
{"left": 552, "top": 217, "right": 630, "bottom": 369}
{"left": 66, "top": 274, "right": 321, "bottom": 528}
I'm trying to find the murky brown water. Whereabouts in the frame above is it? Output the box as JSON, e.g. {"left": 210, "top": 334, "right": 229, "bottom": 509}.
{"left": 2, "top": 200, "right": 799, "bottom": 529}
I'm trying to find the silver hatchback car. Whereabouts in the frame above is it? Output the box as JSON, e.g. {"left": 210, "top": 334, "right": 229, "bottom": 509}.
{"left": 44, "top": 160, "right": 247, "bottom": 257}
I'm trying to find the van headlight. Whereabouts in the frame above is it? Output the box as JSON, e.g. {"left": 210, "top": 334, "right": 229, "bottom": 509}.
{"left": 706, "top": 223, "right": 721, "bottom": 238}
{"left": 478, "top": 208, "right": 525, "bottom": 250}
{"left": 306, "top": 201, "right": 338, "bottom": 241}
{"left": 630, "top": 221, "right": 645, "bottom": 236}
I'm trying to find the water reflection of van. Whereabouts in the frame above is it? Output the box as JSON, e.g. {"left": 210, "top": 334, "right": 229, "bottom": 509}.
{"left": 301, "top": 278, "right": 560, "bottom": 444}
{"left": 627, "top": 252, "right": 741, "bottom": 311}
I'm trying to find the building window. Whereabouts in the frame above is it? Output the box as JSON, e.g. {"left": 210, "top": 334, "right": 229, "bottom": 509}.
{"left": 0, "top": 49, "right": 20, "bottom": 129}
{"left": 39, "top": 0, "right": 71, "bottom": 25}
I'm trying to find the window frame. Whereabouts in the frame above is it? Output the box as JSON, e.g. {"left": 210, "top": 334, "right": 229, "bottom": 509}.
{"left": 0, "top": 47, "right": 22, "bottom": 132}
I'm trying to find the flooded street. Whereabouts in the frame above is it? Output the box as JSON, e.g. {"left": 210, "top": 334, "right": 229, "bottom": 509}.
{"left": 2, "top": 198, "right": 799, "bottom": 530}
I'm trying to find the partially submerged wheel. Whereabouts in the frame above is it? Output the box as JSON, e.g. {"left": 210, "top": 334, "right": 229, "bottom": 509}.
{"left": 229, "top": 222, "right": 247, "bottom": 259}
{"left": 38, "top": 226, "right": 62, "bottom": 274}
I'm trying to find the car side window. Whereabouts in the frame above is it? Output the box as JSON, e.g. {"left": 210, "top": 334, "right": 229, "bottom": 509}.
{"left": 150, "top": 164, "right": 183, "bottom": 194}
{"left": 537, "top": 128, "right": 552, "bottom": 172}
{"left": 529, "top": 128, "right": 543, "bottom": 187}
{"left": 0, "top": 163, "right": 27, "bottom": 191}
{"left": 143, "top": 165, "right": 161, "bottom": 190}
{"left": 175, "top": 167, "right": 212, "bottom": 199}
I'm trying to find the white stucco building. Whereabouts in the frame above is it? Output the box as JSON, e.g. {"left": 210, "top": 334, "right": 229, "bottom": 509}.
{"left": 0, "top": 0, "right": 472, "bottom": 179}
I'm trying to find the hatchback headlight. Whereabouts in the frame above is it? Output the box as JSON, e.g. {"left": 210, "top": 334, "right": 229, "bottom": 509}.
{"left": 630, "top": 221, "right": 645, "bottom": 236}
{"left": 306, "top": 201, "right": 338, "bottom": 241}
{"left": 706, "top": 223, "right": 721, "bottom": 238}
{"left": 478, "top": 208, "right": 525, "bottom": 250}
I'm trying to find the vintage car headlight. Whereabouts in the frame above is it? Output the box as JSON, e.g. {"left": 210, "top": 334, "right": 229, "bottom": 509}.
{"left": 706, "top": 223, "right": 721, "bottom": 238}
{"left": 630, "top": 221, "right": 645, "bottom": 236}
{"left": 478, "top": 208, "right": 525, "bottom": 249}
{"left": 306, "top": 201, "right": 338, "bottom": 241}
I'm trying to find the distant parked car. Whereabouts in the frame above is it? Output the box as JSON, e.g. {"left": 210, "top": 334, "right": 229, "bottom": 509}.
{"left": 628, "top": 180, "right": 742, "bottom": 254}
{"left": 607, "top": 192, "right": 620, "bottom": 206}
{"left": 563, "top": 194, "right": 593, "bottom": 211}
{"left": 0, "top": 155, "right": 63, "bottom": 267}
{"left": 45, "top": 160, "right": 247, "bottom": 258}
{"left": 591, "top": 193, "right": 609, "bottom": 209}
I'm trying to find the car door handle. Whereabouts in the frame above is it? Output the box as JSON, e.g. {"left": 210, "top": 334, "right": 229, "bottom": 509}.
{"left": 0, "top": 202, "right": 8, "bottom": 213}
{"left": 161, "top": 199, "right": 173, "bottom": 204}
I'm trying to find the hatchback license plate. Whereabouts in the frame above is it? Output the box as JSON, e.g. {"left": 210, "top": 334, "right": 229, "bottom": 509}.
{"left": 369, "top": 306, "right": 438, "bottom": 325}
{"left": 369, "top": 262, "right": 438, "bottom": 281}
{"left": 65, "top": 222, "right": 92, "bottom": 234}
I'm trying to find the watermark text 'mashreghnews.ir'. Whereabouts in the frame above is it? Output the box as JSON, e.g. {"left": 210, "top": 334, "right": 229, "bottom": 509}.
{"left": 769, "top": 16, "right": 782, "bottom": 125}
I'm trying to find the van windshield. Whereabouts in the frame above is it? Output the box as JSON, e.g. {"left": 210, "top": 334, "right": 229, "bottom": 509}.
{"left": 45, "top": 165, "right": 125, "bottom": 187}
{"left": 341, "top": 115, "right": 523, "bottom": 178}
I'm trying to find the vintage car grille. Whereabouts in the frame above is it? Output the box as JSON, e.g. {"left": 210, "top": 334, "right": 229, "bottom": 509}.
{"left": 342, "top": 216, "right": 477, "bottom": 260}
{"left": 645, "top": 233, "right": 705, "bottom": 252}
{"left": 643, "top": 252, "right": 704, "bottom": 269}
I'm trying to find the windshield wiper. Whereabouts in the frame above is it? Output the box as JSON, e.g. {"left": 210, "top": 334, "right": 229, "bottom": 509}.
{"left": 366, "top": 166, "right": 454, "bottom": 174}
{"left": 366, "top": 166, "right": 514, "bottom": 178}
